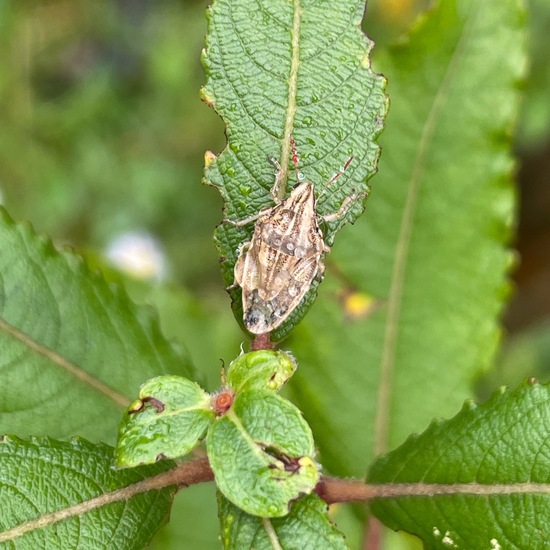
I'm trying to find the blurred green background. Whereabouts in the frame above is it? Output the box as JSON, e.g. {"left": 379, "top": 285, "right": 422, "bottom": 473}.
{"left": 1, "top": 0, "right": 549, "bottom": 547}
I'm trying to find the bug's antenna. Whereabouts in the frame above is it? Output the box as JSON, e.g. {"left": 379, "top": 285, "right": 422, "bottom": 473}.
{"left": 289, "top": 134, "right": 305, "bottom": 182}
{"left": 317, "top": 155, "right": 354, "bottom": 199}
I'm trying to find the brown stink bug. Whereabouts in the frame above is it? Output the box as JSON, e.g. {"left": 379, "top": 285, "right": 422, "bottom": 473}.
{"left": 225, "top": 137, "right": 364, "bottom": 335}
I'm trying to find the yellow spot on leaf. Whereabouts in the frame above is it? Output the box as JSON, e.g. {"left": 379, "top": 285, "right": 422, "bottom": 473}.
{"left": 343, "top": 291, "right": 376, "bottom": 320}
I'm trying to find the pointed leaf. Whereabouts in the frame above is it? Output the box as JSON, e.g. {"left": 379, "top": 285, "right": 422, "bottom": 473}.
{"left": 226, "top": 350, "right": 297, "bottom": 393}
{"left": 202, "top": 0, "right": 387, "bottom": 339}
{"left": 218, "top": 492, "right": 348, "bottom": 550}
{"left": 0, "top": 436, "right": 176, "bottom": 549}
{"left": 116, "top": 375, "right": 214, "bottom": 468}
{"left": 367, "top": 381, "right": 550, "bottom": 549}
{"left": 289, "top": 0, "right": 527, "bottom": 476}
{"left": 207, "top": 390, "right": 318, "bottom": 517}
{"left": 0, "top": 208, "right": 192, "bottom": 443}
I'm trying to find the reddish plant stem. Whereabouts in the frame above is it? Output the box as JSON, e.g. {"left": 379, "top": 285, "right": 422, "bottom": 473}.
{"left": 314, "top": 477, "right": 379, "bottom": 504}
{"left": 172, "top": 461, "right": 378, "bottom": 502}
{"left": 172, "top": 459, "right": 550, "bottom": 503}
{"left": 363, "top": 516, "right": 383, "bottom": 550}
{"left": 167, "top": 457, "right": 214, "bottom": 487}
{"left": 251, "top": 332, "right": 273, "bottom": 350}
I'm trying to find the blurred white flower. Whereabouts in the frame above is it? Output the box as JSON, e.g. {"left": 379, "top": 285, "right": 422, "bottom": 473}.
{"left": 106, "top": 231, "right": 167, "bottom": 281}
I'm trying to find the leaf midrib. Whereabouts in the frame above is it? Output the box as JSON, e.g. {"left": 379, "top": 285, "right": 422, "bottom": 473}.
{"left": 262, "top": 517, "right": 284, "bottom": 550}
{"left": 374, "top": 3, "right": 479, "bottom": 456}
{"left": 276, "top": 0, "right": 302, "bottom": 199}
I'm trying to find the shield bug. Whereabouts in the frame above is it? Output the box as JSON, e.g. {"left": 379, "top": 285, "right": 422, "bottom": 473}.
{"left": 226, "top": 137, "right": 363, "bottom": 335}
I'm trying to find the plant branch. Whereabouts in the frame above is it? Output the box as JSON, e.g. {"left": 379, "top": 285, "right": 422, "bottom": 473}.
{"left": 169, "top": 460, "right": 550, "bottom": 504}
{"left": 316, "top": 477, "right": 550, "bottom": 503}
{"left": 4, "top": 456, "right": 550, "bottom": 544}
{"left": 0, "top": 458, "right": 213, "bottom": 544}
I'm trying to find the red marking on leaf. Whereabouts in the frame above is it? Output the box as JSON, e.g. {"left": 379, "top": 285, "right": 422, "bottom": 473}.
{"left": 142, "top": 396, "right": 165, "bottom": 413}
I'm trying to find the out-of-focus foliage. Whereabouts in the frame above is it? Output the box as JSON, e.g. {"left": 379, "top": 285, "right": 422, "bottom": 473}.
{"left": 0, "top": 209, "right": 195, "bottom": 443}
{"left": 477, "top": 319, "right": 550, "bottom": 399}
{"left": 0, "top": 0, "right": 224, "bottom": 289}
{"left": 516, "top": 0, "right": 550, "bottom": 150}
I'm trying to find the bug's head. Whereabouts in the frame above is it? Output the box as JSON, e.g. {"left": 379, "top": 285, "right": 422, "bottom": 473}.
{"left": 244, "top": 293, "right": 289, "bottom": 335}
{"left": 244, "top": 306, "right": 271, "bottom": 334}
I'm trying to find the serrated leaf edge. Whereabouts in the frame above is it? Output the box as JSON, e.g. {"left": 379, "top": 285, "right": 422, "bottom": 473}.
{"left": 0, "top": 207, "right": 193, "bottom": 408}
{"left": 0, "top": 435, "right": 179, "bottom": 544}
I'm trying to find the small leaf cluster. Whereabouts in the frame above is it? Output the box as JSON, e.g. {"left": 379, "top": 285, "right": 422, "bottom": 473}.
{"left": 117, "top": 350, "right": 320, "bottom": 519}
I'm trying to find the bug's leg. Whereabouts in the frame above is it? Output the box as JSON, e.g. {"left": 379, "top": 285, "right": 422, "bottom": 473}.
{"left": 268, "top": 155, "right": 285, "bottom": 203}
{"left": 289, "top": 135, "right": 305, "bottom": 182}
{"left": 322, "top": 191, "right": 367, "bottom": 223}
{"left": 269, "top": 134, "right": 307, "bottom": 202}
{"left": 317, "top": 156, "right": 354, "bottom": 198}
{"left": 226, "top": 278, "right": 240, "bottom": 291}
{"left": 223, "top": 211, "right": 262, "bottom": 227}
{"left": 317, "top": 258, "right": 326, "bottom": 279}
{"left": 269, "top": 156, "right": 282, "bottom": 172}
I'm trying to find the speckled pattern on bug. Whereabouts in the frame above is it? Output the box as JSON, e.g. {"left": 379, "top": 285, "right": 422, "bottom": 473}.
{"left": 226, "top": 140, "right": 361, "bottom": 335}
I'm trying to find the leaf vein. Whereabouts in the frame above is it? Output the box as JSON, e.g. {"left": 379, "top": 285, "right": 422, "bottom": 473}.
{"left": 374, "top": 2, "right": 479, "bottom": 456}
{"left": 0, "top": 317, "right": 130, "bottom": 408}
{"left": 227, "top": 1, "right": 288, "bottom": 81}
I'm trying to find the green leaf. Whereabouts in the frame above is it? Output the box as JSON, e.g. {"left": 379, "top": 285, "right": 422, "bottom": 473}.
{"left": 0, "top": 436, "right": 176, "bottom": 549}
{"left": 288, "top": 0, "right": 527, "bottom": 476}
{"left": 116, "top": 375, "right": 214, "bottom": 468}
{"left": 0, "top": 208, "right": 192, "bottom": 443}
{"left": 207, "top": 390, "right": 318, "bottom": 517}
{"left": 202, "top": 0, "right": 387, "bottom": 339}
{"left": 367, "top": 381, "right": 550, "bottom": 549}
{"left": 226, "top": 350, "right": 297, "bottom": 393}
{"left": 218, "top": 492, "right": 348, "bottom": 550}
